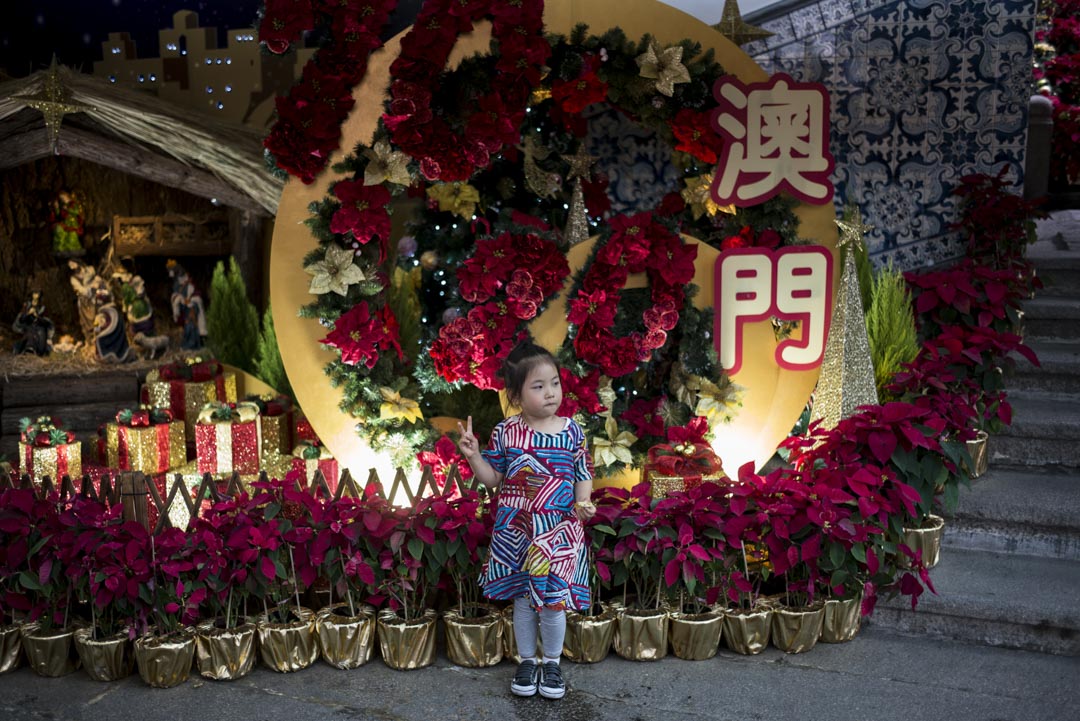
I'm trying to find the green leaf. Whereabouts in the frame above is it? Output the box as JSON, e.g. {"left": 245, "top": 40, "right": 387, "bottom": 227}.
{"left": 407, "top": 537, "right": 424, "bottom": 561}
{"left": 265, "top": 502, "right": 281, "bottom": 520}
{"left": 851, "top": 543, "right": 867, "bottom": 564}
{"left": 431, "top": 543, "right": 448, "bottom": 566}
{"left": 829, "top": 569, "right": 850, "bottom": 588}
{"left": 18, "top": 571, "right": 42, "bottom": 591}
{"left": 828, "top": 542, "right": 845, "bottom": 569}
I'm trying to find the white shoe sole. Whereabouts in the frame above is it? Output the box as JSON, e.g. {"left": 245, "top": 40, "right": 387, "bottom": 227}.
{"left": 538, "top": 685, "right": 566, "bottom": 700}
{"left": 511, "top": 684, "right": 538, "bottom": 697}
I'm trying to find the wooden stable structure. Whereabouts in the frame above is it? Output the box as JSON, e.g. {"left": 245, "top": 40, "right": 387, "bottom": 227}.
{"left": 0, "top": 64, "right": 281, "bottom": 314}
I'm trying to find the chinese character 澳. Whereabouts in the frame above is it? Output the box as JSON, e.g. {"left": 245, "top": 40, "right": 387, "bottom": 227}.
{"left": 710, "top": 73, "right": 835, "bottom": 207}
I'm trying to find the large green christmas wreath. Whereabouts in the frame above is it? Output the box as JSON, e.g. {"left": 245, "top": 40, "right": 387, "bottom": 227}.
{"left": 296, "top": 19, "right": 803, "bottom": 472}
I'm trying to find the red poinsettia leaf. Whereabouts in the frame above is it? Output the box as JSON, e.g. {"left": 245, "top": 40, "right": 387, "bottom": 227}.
{"left": 261, "top": 555, "right": 277, "bottom": 582}
{"left": 867, "top": 430, "right": 897, "bottom": 465}
{"left": 664, "top": 558, "right": 681, "bottom": 588}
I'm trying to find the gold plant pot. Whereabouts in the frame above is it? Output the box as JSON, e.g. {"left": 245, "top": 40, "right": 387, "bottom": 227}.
{"left": 964, "top": 430, "right": 989, "bottom": 479}
{"left": 669, "top": 610, "right": 724, "bottom": 661}
{"left": 771, "top": 603, "right": 825, "bottom": 654}
{"left": 316, "top": 603, "right": 376, "bottom": 670}
{"left": 899, "top": 514, "right": 945, "bottom": 570}
{"left": 21, "top": 624, "right": 79, "bottom": 677}
{"left": 721, "top": 607, "right": 772, "bottom": 655}
{"left": 256, "top": 605, "right": 318, "bottom": 673}
{"left": 195, "top": 619, "right": 257, "bottom": 680}
{"left": 443, "top": 603, "right": 503, "bottom": 668}
{"left": 134, "top": 629, "right": 195, "bottom": 688}
{"left": 564, "top": 608, "right": 617, "bottom": 663}
{"left": 820, "top": 596, "right": 862, "bottom": 644}
{"left": 0, "top": 624, "right": 22, "bottom": 674}
{"left": 613, "top": 607, "right": 669, "bottom": 661}
{"left": 74, "top": 628, "right": 133, "bottom": 681}
{"left": 377, "top": 608, "right": 437, "bottom": 671}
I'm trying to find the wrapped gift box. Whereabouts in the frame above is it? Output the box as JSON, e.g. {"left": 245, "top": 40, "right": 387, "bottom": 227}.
{"left": 144, "top": 362, "right": 237, "bottom": 437}
{"left": 195, "top": 402, "right": 262, "bottom": 476}
{"left": 643, "top": 440, "right": 726, "bottom": 499}
{"left": 247, "top": 395, "right": 294, "bottom": 456}
{"left": 290, "top": 443, "right": 339, "bottom": 493}
{"left": 19, "top": 441, "right": 82, "bottom": 482}
{"left": 294, "top": 416, "right": 318, "bottom": 444}
{"left": 112, "top": 418, "right": 187, "bottom": 475}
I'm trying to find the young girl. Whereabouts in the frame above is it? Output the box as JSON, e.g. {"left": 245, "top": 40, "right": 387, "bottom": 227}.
{"left": 457, "top": 341, "right": 596, "bottom": 700}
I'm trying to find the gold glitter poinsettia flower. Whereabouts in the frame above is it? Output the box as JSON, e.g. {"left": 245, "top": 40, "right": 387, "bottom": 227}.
{"left": 304, "top": 243, "right": 366, "bottom": 296}
{"left": 689, "top": 374, "right": 744, "bottom": 424}
{"left": 426, "top": 182, "right": 481, "bottom": 219}
{"left": 635, "top": 41, "right": 691, "bottom": 97}
{"left": 364, "top": 140, "right": 412, "bottom": 187}
{"left": 592, "top": 416, "right": 638, "bottom": 467}
{"left": 379, "top": 387, "right": 424, "bottom": 424}
{"left": 681, "top": 172, "right": 736, "bottom": 219}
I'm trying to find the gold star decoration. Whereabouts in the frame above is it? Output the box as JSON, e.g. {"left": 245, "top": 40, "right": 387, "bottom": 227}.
{"left": 635, "top": 41, "right": 691, "bottom": 97}
{"left": 562, "top": 146, "right": 596, "bottom": 181}
{"left": 8, "top": 57, "right": 95, "bottom": 154}
{"left": 711, "top": 0, "right": 774, "bottom": 48}
{"left": 834, "top": 204, "right": 875, "bottom": 250}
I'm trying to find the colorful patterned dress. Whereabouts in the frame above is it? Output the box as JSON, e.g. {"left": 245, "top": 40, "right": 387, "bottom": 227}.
{"left": 480, "top": 414, "right": 593, "bottom": 610}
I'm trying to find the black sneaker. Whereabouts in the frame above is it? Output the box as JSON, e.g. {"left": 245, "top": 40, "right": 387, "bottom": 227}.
{"left": 511, "top": 659, "right": 539, "bottom": 697}
{"left": 538, "top": 661, "right": 565, "bottom": 700}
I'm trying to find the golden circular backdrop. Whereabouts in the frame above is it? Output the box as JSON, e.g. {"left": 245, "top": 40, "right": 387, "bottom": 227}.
{"left": 271, "top": 0, "right": 839, "bottom": 484}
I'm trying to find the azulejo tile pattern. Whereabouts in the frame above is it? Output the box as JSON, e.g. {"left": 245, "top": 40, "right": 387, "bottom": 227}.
{"left": 750, "top": 0, "right": 1037, "bottom": 270}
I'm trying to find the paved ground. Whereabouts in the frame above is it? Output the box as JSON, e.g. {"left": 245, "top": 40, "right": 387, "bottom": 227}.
{"left": 0, "top": 624, "right": 1076, "bottom": 721}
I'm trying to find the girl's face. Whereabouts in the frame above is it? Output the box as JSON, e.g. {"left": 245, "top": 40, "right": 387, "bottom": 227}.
{"left": 516, "top": 361, "right": 562, "bottom": 421}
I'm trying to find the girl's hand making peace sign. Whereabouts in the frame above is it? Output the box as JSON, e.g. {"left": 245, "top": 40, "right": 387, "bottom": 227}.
{"left": 457, "top": 415, "right": 479, "bottom": 459}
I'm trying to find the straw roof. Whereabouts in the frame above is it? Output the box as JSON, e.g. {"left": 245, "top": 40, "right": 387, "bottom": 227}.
{"left": 0, "top": 65, "right": 282, "bottom": 215}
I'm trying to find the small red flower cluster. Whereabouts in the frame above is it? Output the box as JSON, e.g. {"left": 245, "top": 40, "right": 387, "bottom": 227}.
{"left": 568, "top": 212, "right": 697, "bottom": 379}
{"left": 430, "top": 232, "right": 569, "bottom": 389}
{"left": 320, "top": 301, "right": 405, "bottom": 369}
{"left": 262, "top": 0, "right": 398, "bottom": 183}
{"left": 383, "top": 0, "right": 547, "bottom": 182}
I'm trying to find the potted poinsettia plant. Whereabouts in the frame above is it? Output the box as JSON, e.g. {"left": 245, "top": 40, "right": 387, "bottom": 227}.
{"left": 189, "top": 493, "right": 260, "bottom": 680}
{"left": 240, "top": 478, "right": 319, "bottom": 674}
{"left": 304, "top": 480, "right": 392, "bottom": 669}
{"left": 599, "top": 482, "right": 671, "bottom": 661}
{"left": 64, "top": 496, "right": 147, "bottom": 681}
{"left": 0, "top": 486, "right": 38, "bottom": 674}
{"left": 651, "top": 482, "right": 728, "bottom": 660}
{"left": 9, "top": 487, "right": 82, "bottom": 677}
{"left": 132, "top": 524, "right": 201, "bottom": 688}
{"left": 563, "top": 506, "right": 619, "bottom": 664}
{"left": 374, "top": 501, "right": 440, "bottom": 670}
{"left": 418, "top": 488, "right": 502, "bottom": 667}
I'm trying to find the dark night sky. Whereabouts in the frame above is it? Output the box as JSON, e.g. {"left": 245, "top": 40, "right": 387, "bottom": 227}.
{"left": 1, "top": 1, "right": 264, "bottom": 77}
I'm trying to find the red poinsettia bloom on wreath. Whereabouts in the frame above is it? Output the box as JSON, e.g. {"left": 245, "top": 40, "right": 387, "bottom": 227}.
{"left": 330, "top": 180, "right": 392, "bottom": 254}
{"left": 557, "top": 367, "right": 607, "bottom": 418}
{"left": 649, "top": 230, "right": 698, "bottom": 286}
{"left": 621, "top": 396, "right": 666, "bottom": 438}
{"left": 551, "top": 69, "right": 609, "bottom": 114}
{"left": 671, "top": 108, "right": 725, "bottom": 165}
{"left": 259, "top": 0, "right": 317, "bottom": 55}
{"left": 567, "top": 289, "right": 617, "bottom": 328}
{"left": 320, "top": 301, "right": 403, "bottom": 369}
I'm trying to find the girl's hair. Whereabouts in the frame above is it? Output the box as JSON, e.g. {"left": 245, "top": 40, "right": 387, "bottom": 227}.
{"left": 499, "top": 340, "right": 559, "bottom": 406}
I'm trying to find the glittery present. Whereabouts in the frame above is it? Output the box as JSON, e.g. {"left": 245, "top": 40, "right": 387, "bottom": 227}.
{"left": 19, "top": 441, "right": 81, "bottom": 482}
{"left": 260, "top": 415, "right": 291, "bottom": 456}
{"left": 195, "top": 417, "right": 262, "bottom": 476}
{"left": 295, "top": 416, "right": 318, "bottom": 443}
{"left": 116, "top": 421, "right": 186, "bottom": 475}
{"left": 289, "top": 456, "right": 340, "bottom": 493}
{"left": 145, "top": 370, "right": 238, "bottom": 437}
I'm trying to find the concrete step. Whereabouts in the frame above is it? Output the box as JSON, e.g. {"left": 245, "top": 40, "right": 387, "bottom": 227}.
{"left": 945, "top": 466, "right": 1080, "bottom": 560}
{"left": 993, "top": 391, "right": 1080, "bottom": 468}
{"left": 870, "top": 546, "right": 1080, "bottom": 655}
{"left": 1022, "top": 296, "right": 1080, "bottom": 340}
{"left": 1032, "top": 264, "right": 1080, "bottom": 298}
{"left": 1010, "top": 338, "right": 1080, "bottom": 394}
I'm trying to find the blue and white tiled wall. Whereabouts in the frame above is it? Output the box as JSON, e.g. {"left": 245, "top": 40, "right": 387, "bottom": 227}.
{"left": 746, "top": 0, "right": 1037, "bottom": 269}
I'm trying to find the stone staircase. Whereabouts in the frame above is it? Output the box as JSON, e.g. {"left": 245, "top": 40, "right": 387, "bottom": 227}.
{"left": 869, "top": 210, "right": 1080, "bottom": 655}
